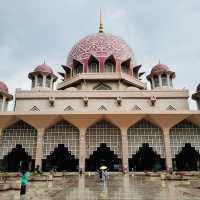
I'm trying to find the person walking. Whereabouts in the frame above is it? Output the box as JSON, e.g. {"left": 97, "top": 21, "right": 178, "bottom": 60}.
{"left": 20, "top": 170, "right": 30, "bottom": 197}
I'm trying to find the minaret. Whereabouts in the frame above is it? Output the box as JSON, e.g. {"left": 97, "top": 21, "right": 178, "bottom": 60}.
{"left": 99, "top": 9, "right": 104, "bottom": 33}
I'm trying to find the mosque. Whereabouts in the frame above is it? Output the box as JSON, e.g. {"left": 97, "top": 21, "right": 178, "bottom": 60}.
{"left": 0, "top": 15, "right": 200, "bottom": 173}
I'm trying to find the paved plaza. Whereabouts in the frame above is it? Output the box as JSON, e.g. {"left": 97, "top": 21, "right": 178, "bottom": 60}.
{"left": 1, "top": 174, "right": 200, "bottom": 200}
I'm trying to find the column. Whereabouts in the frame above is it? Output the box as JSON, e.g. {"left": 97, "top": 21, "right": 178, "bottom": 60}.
{"left": 121, "top": 127, "right": 129, "bottom": 173}
{"left": 151, "top": 78, "right": 155, "bottom": 89}
{"left": 35, "top": 75, "right": 38, "bottom": 88}
{"left": 35, "top": 128, "right": 45, "bottom": 170}
{"left": 159, "top": 74, "right": 162, "bottom": 87}
{"left": 42, "top": 75, "right": 46, "bottom": 88}
{"left": 50, "top": 77, "right": 54, "bottom": 90}
{"left": 79, "top": 127, "right": 86, "bottom": 172}
{"left": 163, "top": 127, "right": 172, "bottom": 170}
{"left": 1, "top": 96, "right": 6, "bottom": 112}
{"left": 167, "top": 74, "right": 170, "bottom": 87}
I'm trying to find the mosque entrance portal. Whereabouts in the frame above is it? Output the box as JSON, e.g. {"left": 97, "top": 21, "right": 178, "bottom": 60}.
{"left": 85, "top": 143, "right": 121, "bottom": 171}
{"left": 42, "top": 144, "right": 78, "bottom": 172}
{"left": 4, "top": 144, "right": 34, "bottom": 172}
{"left": 129, "top": 143, "right": 165, "bottom": 172}
{"left": 174, "top": 143, "right": 200, "bottom": 171}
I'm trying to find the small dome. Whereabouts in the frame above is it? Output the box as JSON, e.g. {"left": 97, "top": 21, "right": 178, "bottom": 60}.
{"left": 151, "top": 64, "right": 170, "bottom": 75}
{"left": 0, "top": 80, "right": 8, "bottom": 94}
{"left": 34, "top": 63, "right": 53, "bottom": 74}
{"left": 147, "top": 63, "right": 175, "bottom": 79}
{"left": 67, "top": 32, "right": 136, "bottom": 68}
{"left": 197, "top": 84, "right": 200, "bottom": 93}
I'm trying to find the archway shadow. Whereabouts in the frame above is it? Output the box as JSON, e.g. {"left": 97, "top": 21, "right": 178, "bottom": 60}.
{"left": 42, "top": 144, "right": 78, "bottom": 172}
{"left": 129, "top": 143, "right": 165, "bottom": 172}
{"left": 3, "top": 144, "right": 34, "bottom": 172}
{"left": 85, "top": 143, "right": 122, "bottom": 171}
{"left": 174, "top": 143, "right": 200, "bottom": 171}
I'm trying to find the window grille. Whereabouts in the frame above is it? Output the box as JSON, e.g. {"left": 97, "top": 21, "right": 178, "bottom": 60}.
{"left": 0, "top": 121, "right": 37, "bottom": 159}
{"left": 170, "top": 120, "right": 200, "bottom": 158}
{"left": 43, "top": 120, "right": 79, "bottom": 159}
{"left": 128, "top": 120, "right": 165, "bottom": 158}
{"left": 86, "top": 120, "right": 121, "bottom": 158}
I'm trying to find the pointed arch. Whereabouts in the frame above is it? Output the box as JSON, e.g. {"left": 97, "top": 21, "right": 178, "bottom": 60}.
{"left": 121, "top": 58, "right": 131, "bottom": 74}
{"left": 64, "top": 105, "right": 74, "bottom": 111}
{"left": 94, "top": 82, "right": 112, "bottom": 90}
{"left": 86, "top": 120, "right": 122, "bottom": 171}
{"left": 73, "top": 59, "right": 83, "bottom": 76}
{"left": 88, "top": 55, "right": 99, "bottom": 73}
{"left": 43, "top": 120, "right": 79, "bottom": 161}
{"left": 1, "top": 120, "right": 37, "bottom": 171}
{"left": 167, "top": 105, "right": 176, "bottom": 111}
{"left": 104, "top": 55, "right": 116, "bottom": 73}
{"left": 30, "top": 106, "right": 40, "bottom": 112}
{"left": 132, "top": 105, "right": 142, "bottom": 111}
{"left": 170, "top": 119, "right": 200, "bottom": 164}
{"left": 98, "top": 105, "right": 108, "bottom": 111}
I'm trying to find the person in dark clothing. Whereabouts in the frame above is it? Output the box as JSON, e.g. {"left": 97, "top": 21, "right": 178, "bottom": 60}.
{"left": 20, "top": 170, "right": 29, "bottom": 196}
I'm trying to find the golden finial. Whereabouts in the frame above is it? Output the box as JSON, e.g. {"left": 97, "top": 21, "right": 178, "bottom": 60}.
{"left": 99, "top": 9, "right": 104, "bottom": 33}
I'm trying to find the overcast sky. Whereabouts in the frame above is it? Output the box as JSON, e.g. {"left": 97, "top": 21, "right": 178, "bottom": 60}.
{"left": 0, "top": 0, "right": 200, "bottom": 110}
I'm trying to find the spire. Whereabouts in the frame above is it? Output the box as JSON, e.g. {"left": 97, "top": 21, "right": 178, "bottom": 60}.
{"left": 158, "top": 59, "right": 160, "bottom": 64}
{"left": 99, "top": 9, "right": 104, "bottom": 33}
{"left": 43, "top": 59, "right": 46, "bottom": 64}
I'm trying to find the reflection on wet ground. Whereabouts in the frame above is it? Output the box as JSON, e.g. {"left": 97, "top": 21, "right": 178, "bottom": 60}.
{"left": 1, "top": 174, "right": 200, "bottom": 200}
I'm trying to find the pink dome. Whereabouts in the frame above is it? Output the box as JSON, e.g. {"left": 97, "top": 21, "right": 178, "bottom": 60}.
{"left": 151, "top": 64, "right": 170, "bottom": 75}
{"left": 67, "top": 33, "right": 136, "bottom": 67}
{"left": 34, "top": 64, "right": 53, "bottom": 74}
{"left": 197, "top": 84, "right": 200, "bottom": 93}
{"left": 0, "top": 80, "right": 8, "bottom": 94}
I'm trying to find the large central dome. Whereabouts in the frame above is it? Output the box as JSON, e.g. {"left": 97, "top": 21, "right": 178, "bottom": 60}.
{"left": 67, "top": 32, "right": 136, "bottom": 67}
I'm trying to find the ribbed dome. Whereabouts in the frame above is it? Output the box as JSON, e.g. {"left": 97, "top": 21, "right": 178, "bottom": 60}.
{"left": 0, "top": 80, "right": 8, "bottom": 94}
{"left": 34, "top": 64, "right": 53, "bottom": 74}
{"left": 67, "top": 32, "right": 136, "bottom": 67}
{"left": 151, "top": 64, "right": 170, "bottom": 75}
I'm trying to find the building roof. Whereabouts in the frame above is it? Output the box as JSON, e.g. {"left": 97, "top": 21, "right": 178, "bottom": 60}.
{"left": 147, "top": 63, "right": 175, "bottom": 79}
{"left": 34, "top": 63, "right": 54, "bottom": 74}
{"left": 67, "top": 32, "right": 136, "bottom": 67}
{"left": 0, "top": 80, "right": 8, "bottom": 94}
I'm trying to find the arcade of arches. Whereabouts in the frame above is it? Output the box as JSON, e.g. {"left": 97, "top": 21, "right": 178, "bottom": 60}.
{"left": 0, "top": 119, "right": 200, "bottom": 172}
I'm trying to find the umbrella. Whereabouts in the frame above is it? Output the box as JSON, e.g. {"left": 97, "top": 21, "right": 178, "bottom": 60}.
{"left": 100, "top": 165, "right": 107, "bottom": 170}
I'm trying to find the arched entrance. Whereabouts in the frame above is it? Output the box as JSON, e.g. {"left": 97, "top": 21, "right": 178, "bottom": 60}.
{"left": 130, "top": 143, "right": 162, "bottom": 171}
{"left": 170, "top": 120, "right": 200, "bottom": 171}
{"left": 86, "top": 120, "right": 122, "bottom": 171}
{"left": 0, "top": 120, "right": 37, "bottom": 172}
{"left": 175, "top": 143, "right": 200, "bottom": 171}
{"left": 128, "top": 120, "right": 165, "bottom": 171}
{"left": 42, "top": 120, "right": 79, "bottom": 171}
{"left": 44, "top": 144, "right": 78, "bottom": 171}
{"left": 4, "top": 144, "right": 34, "bottom": 172}
{"left": 86, "top": 143, "right": 120, "bottom": 171}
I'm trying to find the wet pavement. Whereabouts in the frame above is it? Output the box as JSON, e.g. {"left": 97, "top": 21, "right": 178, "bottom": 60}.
{"left": 1, "top": 174, "right": 200, "bottom": 200}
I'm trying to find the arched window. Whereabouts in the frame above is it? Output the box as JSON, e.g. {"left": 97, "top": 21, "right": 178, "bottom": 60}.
{"left": 89, "top": 62, "right": 99, "bottom": 73}
{"left": 121, "top": 60, "right": 130, "bottom": 74}
{"left": 88, "top": 56, "right": 99, "bottom": 73}
{"left": 37, "top": 75, "right": 43, "bottom": 87}
{"left": 161, "top": 74, "right": 168, "bottom": 86}
{"left": 32, "top": 76, "right": 35, "bottom": 88}
{"left": 154, "top": 75, "right": 159, "bottom": 87}
{"left": 104, "top": 56, "right": 116, "bottom": 73}
{"left": 73, "top": 60, "right": 83, "bottom": 76}
{"left": 46, "top": 76, "right": 51, "bottom": 88}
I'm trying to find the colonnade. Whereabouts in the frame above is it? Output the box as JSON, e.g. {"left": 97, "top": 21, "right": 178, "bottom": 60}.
{"left": 0, "top": 114, "right": 200, "bottom": 172}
